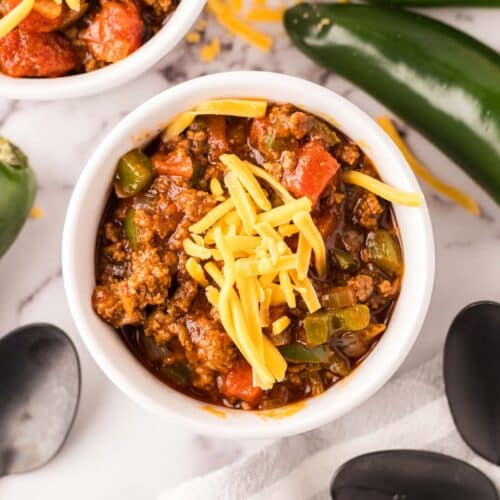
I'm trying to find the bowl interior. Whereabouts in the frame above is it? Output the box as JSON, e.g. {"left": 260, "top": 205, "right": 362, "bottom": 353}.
{"left": 63, "top": 72, "right": 434, "bottom": 438}
{"left": 0, "top": 0, "right": 206, "bottom": 100}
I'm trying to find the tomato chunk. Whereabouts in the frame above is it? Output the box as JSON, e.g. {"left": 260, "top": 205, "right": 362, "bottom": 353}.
{"left": 220, "top": 360, "right": 263, "bottom": 407}
{"left": 0, "top": 30, "right": 78, "bottom": 78}
{"left": 1, "top": 0, "right": 64, "bottom": 32}
{"left": 284, "top": 141, "right": 340, "bottom": 205}
{"left": 152, "top": 148, "right": 193, "bottom": 178}
{"left": 81, "top": 1, "right": 143, "bottom": 63}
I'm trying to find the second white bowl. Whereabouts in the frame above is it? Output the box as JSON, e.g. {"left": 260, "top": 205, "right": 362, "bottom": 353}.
{"left": 0, "top": 0, "right": 206, "bottom": 100}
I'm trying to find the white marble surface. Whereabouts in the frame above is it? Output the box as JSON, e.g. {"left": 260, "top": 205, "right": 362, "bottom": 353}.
{"left": 1, "top": 7, "right": 499, "bottom": 499}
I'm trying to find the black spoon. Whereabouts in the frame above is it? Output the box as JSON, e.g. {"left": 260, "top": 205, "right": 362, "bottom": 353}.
{"left": 330, "top": 450, "right": 498, "bottom": 500}
{"left": 444, "top": 300, "right": 500, "bottom": 465}
{"left": 0, "top": 323, "right": 80, "bottom": 477}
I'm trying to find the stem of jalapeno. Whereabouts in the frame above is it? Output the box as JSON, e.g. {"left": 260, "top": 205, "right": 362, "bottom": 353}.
{"left": 114, "top": 149, "right": 154, "bottom": 198}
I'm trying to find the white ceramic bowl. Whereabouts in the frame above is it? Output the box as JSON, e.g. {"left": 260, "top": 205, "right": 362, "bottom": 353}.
{"left": 0, "top": 0, "right": 206, "bottom": 100}
{"left": 63, "top": 71, "right": 435, "bottom": 439}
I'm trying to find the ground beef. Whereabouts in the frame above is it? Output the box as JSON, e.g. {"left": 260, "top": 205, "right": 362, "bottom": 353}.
{"left": 335, "top": 142, "right": 360, "bottom": 166}
{"left": 353, "top": 192, "right": 384, "bottom": 230}
{"left": 181, "top": 313, "right": 237, "bottom": 389}
{"left": 347, "top": 274, "right": 374, "bottom": 302}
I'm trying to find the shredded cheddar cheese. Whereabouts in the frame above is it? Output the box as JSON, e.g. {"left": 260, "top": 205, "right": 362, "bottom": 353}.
{"left": 200, "top": 37, "right": 221, "bottom": 62}
{"left": 0, "top": 0, "right": 81, "bottom": 39}
{"left": 30, "top": 206, "right": 44, "bottom": 219}
{"left": 0, "top": 0, "right": 35, "bottom": 38}
{"left": 180, "top": 146, "right": 326, "bottom": 389}
{"left": 186, "top": 257, "right": 209, "bottom": 286}
{"left": 245, "top": 5, "right": 284, "bottom": 22}
{"left": 210, "top": 177, "right": 224, "bottom": 198}
{"left": 207, "top": 0, "right": 273, "bottom": 51}
{"left": 377, "top": 116, "right": 480, "bottom": 215}
{"left": 164, "top": 99, "right": 267, "bottom": 142}
{"left": 186, "top": 31, "right": 201, "bottom": 44}
{"left": 342, "top": 170, "right": 423, "bottom": 207}
{"left": 272, "top": 316, "right": 291, "bottom": 335}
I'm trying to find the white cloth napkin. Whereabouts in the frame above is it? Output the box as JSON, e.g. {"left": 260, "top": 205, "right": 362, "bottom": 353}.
{"left": 160, "top": 356, "right": 500, "bottom": 500}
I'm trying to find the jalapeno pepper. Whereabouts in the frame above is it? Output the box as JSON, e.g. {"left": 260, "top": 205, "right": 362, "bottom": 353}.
{"left": 368, "top": 0, "right": 500, "bottom": 6}
{"left": 284, "top": 4, "right": 500, "bottom": 204}
{"left": 114, "top": 149, "right": 154, "bottom": 198}
{"left": 0, "top": 137, "right": 36, "bottom": 258}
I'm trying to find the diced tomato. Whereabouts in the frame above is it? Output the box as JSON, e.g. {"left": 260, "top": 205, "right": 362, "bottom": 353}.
{"left": 2, "top": 0, "right": 64, "bottom": 32}
{"left": 0, "top": 29, "right": 78, "bottom": 78}
{"left": 220, "top": 360, "right": 263, "bottom": 407}
{"left": 284, "top": 141, "right": 340, "bottom": 205}
{"left": 81, "top": 1, "right": 143, "bottom": 63}
{"left": 152, "top": 148, "right": 193, "bottom": 178}
{"left": 206, "top": 115, "right": 228, "bottom": 161}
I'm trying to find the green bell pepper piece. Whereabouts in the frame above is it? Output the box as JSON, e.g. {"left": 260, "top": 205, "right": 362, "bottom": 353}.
{"left": 366, "top": 230, "right": 403, "bottom": 276}
{"left": 124, "top": 208, "right": 137, "bottom": 250}
{"left": 279, "top": 343, "right": 329, "bottom": 363}
{"left": 160, "top": 363, "right": 193, "bottom": 387}
{"left": 332, "top": 249, "right": 357, "bottom": 272}
{"left": 0, "top": 137, "right": 36, "bottom": 258}
{"left": 284, "top": 4, "right": 500, "bottom": 205}
{"left": 114, "top": 149, "right": 154, "bottom": 198}
{"left": 303, "top": 312, "right": 331, "bottom": 346}
{"left": 321, "top": 286, "right": 356, "bottom": 309}
{"left": 331, "top": 304, "right": 371, "bottom": 331}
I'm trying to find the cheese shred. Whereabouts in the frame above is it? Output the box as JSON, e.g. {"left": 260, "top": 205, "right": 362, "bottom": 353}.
{"left": 342, "top": 170, "right": 423, "bottom": 207}
{"left": 207, "top": 0, "right": 273, "bottom": 52}
{"left": 180, "top": 133, "right": 327, "bottom": 388}
{"left": 377, "top": 116, "right": 479, "bottom": 216}
{"left": 0, "top": 0, "right": 35, "bottom": 38}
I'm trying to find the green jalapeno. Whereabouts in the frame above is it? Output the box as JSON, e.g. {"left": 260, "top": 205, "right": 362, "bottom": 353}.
{"left": 114, "top": 149, "right": 154, "bottom": 198}
{"left": 0, "top": 137, "right": 36, "bottom": 258}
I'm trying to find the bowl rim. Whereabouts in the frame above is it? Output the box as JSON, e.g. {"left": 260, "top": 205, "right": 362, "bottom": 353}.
{"left": 0, "top": 0, "right": 206, "bottom": 101}
{"left": 62, "top": 71, "right": 435, "bottom": 439}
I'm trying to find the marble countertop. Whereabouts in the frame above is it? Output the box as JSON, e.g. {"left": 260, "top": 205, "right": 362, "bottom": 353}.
{"left": 1, "top": 7, "right": 499, "bottom": 499}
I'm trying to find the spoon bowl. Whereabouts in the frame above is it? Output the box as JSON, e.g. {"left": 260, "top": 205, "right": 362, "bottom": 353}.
{"left": 444, "top": 300, "right": 500, "bottom": 465}
{"left": 0, "top": 324, "right": 80, "bottom": 477}
{"left": 331, "top": 449, "right": 499, "bottom": 499}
